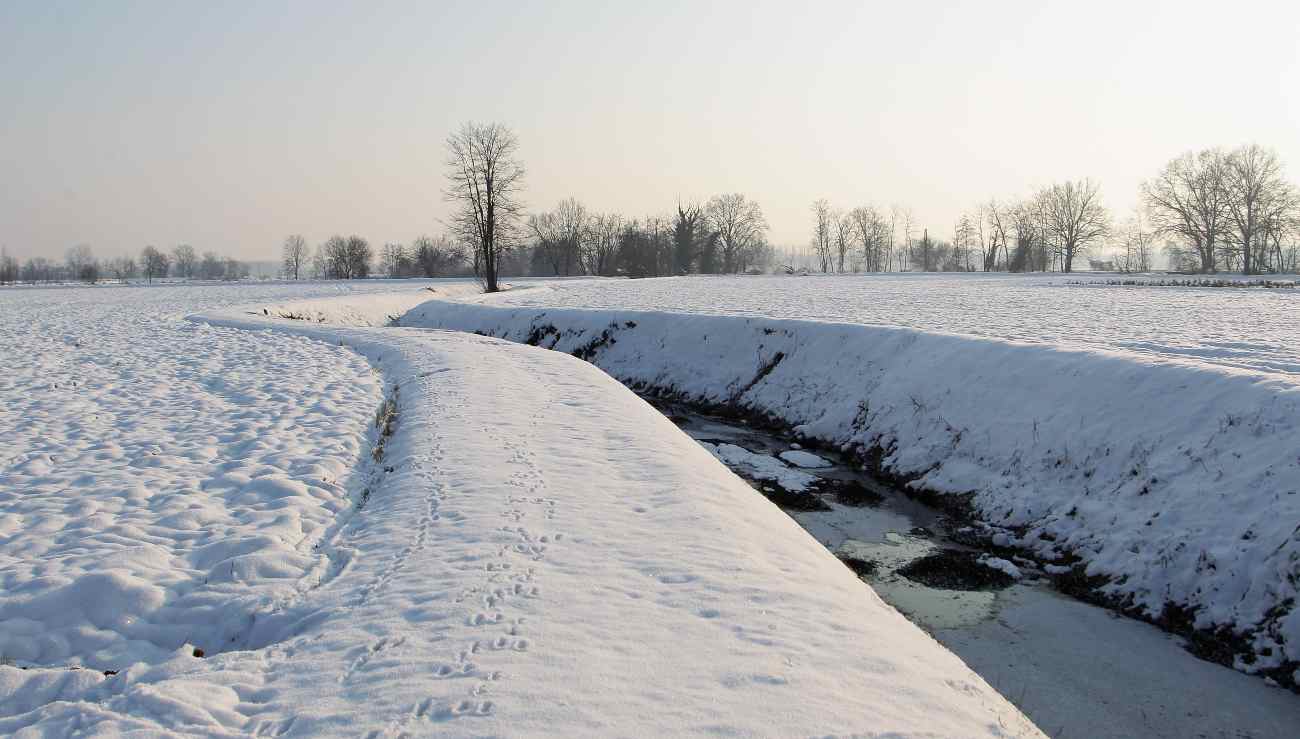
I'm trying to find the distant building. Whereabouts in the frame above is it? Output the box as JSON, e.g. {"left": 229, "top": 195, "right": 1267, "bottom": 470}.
{"left": 1088, "top": 258, "right": 1116, "bottom": 272}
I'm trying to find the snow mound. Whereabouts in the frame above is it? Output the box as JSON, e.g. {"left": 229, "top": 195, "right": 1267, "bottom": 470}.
{"left": 401, "top": 297, "right": 1300, "bottom": 675}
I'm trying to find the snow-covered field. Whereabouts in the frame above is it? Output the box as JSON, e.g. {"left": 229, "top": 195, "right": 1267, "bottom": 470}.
{"left": 479, "top": 273, "right": 1300, "bottom": 378}
{"left": 0, "top": 282, "right": 425, "bottom": 672}
{"left": 403, "top": 273, "right": 1300, "bottom": 682}
{"left": 0, "top": 283, "right": 1040, "bottom": 736}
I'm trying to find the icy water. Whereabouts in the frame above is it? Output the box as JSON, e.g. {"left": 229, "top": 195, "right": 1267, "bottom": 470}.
{"left": 652, "top": 401, "right": 1300, "bottom": 739}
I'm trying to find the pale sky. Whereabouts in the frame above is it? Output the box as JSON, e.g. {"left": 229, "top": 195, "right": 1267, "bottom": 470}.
{"left": 2, "top": 0, "right": 1297, "bottom": 260}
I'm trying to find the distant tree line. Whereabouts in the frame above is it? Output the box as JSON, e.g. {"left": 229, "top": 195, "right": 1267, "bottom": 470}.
{"left": 280, "top": 234, "right": 472, "bottom": 280}
{"left": 10, "top": 126, "right": 1296, "bottom": 288}
{"left": 796, "top": 145, "right": 1297, "bottom": 275}
{"left": 0, "top": 243, "right": 249, "bottom": 285}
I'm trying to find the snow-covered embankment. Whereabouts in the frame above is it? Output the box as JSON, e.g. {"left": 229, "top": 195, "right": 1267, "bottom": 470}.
{"left": 400, "top": 299, "right": 1300, "bottom": 684}
{"left": 0, "top": 293, "right": 1042, "bottom": 736}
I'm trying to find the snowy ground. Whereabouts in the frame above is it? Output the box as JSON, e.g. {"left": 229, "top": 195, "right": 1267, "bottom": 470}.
{"left": 404, "top": 275, "right": 1300, "bottom": 681}
{"left": 0, "top": 284, "right": 1039, "bottom": 736}
{"left": 475, "top": 273, "right": 1300, "bottom": 378}
{"left": 0, "top": 282, "right": 435, "bottom": 672}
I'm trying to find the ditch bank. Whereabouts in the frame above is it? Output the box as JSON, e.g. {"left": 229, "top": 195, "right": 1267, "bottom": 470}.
{"left": 399, "top": 298, "right": 1300, "bottom": 687}
{"left": 657, "top": 400, "right": 1300, "bottom": 738}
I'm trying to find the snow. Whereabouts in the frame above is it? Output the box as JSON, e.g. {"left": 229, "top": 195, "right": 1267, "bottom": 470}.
{"left": 779, "top": 449, "right": 833, "bottom": 468}
{"left": 402, "top": 278, "right": 1300, "bottom": 675}
{"left": 0, "top": 282, "right": 420, "bottom": 673}
{"left": 0, "top": 284, "right": 1040, "bottom": 737}
{"left": 977, "top": 556, "right": 1023, "bottom": 580}
{"left": 701, "top": 442, "right": 819, "bottom": 491}
{"left": 479, "top": 273, "right": 1300, "bottom": 378}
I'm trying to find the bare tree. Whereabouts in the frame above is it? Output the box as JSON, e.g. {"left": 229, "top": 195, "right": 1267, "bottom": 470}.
{"left": 411, "top": 235, "right": 467, "bottom": 277}
{"left": 707, "top": 194, "right": 768, "bottom": 273}
{"left": 616, "top": 216, "right": 674, "bottom": 277}
{"left": 199, "top": 251, "right": 224, "bottom": 280}
{"left": 172, "top": 244, "right": 197, "bottom": 280}
{"left": 65, "top": 244, "right": 96, "bottom": 282}
{"left": 810, "top": 199, "right": 834, "bottom": 273}
{"left": 583, "top": 212, "right": 623, "bottom": 276}
{"left": 1142, "top": 149, "right": 1231, "bottom": 273}
{"left": 107, "top": 255, "right": 138, "bottom": 282}
{"left": 1223, "top": 144, "right": 1291, "bottom": 274}
{"left": 978, "top": 200, "right": 1010, "bottom": 271}
{"left": 320, "top": 235, "right": 373, "bottom": 279}
{"left": 282, "top": 234, "right": 308, "bottom": 279}
{"left": 0, "top": 248, "right": 17, "bottom": 285}
{"left": 529, "top": 198, "right": 587, "bottom": 276}
{"left": 954, "top": 215, "right": 977, "bottom": 271}
{"left": 378, "top": 242, "right": 410, "bottom": 277}
{"left": 1260, "top": 189, "right": 1299, "bottom": 272}
{"left": 1039, "top": 179, "right": 1110, "bottom": 272}
{"left": 1116, "top": 208, "right": 1155, "bottom": 273}
{"left": 671, "top": 201, "right": 705, "bottom": 274}
{"left": 846, "top": 206, "right": 889, "bottom": 272}
{"left": 444, "top": 122, "right": 526, "bottom": 292}
{"left": 1007, "top": 198, "right": 1043, "bottom": 272}
{"left": 834, "top": 210, "right": 855, "bottom": 272}
{"left": 910, "top": 228, "right": 938, "bottom": 271}
{"left": 140, "top": 246, "right": 169, "bottom": 283}
{"left": 896, "top": 207, "right": 915, "bottom": 271}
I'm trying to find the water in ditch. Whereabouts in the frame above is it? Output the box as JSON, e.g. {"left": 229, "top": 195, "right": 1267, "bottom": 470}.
{"left": 650, "top": 399, "right": 1300, "bottom": 739}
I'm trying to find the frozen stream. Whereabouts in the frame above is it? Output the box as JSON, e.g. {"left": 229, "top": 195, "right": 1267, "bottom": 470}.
{"left": 651, "top": 400, "right": 1300, "bottom": 739}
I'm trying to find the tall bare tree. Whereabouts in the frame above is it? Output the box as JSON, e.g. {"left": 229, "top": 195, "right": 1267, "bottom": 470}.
{"left": 707, "top": 193, "right": 768, "bottom": 273}
{"left": 444, "top": 122, "right": 525, "bottom": 292}
{"left": 140, "top": 246, "right": 169, "bottom": 283}
{"left": 528, "top": 198, "right": 587, "bottom": 276}
{"left": 1118, "top": 208, "right": 1155, "bottom": 273}
{"left": 810, "top": 199, "right": 834, "bottom": 273}
{"left": 1040, "top": 179, "right": 1110, "bottom": 272}
{"left": 848, "top": 206, "right": 890, "bottom": 272}
{"left": 1260, "top": 189, "right": 1299, "bottom": 272}
{"left": 66, "top": 244, "right": 94, "bottom": 280}
{"left": 671, "top": 201, "right": 705, "bottom": 274}
{"left": 1142, "top": 149, "right": 1230, "bottom": 273}
{"left": 978, "top": 200, "right": 1010, "bottom": 271}
{"left": 954, "top": 215, "right": 977, "bottom": 271}
{"left": 583, "top": 212, "right": 623, "bottom": 276}
{"left": 172, "top": 244, "right": 197, "bottom": 280}
{"left": 282, "top": 234, "right": 308, "bottom": 279}
{"left": 379, "top": 242, "right": 410, "bottom": 277}
{"left": 1223, "top": 144, "right": 1291, "bottom": 274}
{"left": 834, "top": 210, "right": 855, "bottom": 272}
{"left": 896, "top": 206, "right": 915, "bottom": 272}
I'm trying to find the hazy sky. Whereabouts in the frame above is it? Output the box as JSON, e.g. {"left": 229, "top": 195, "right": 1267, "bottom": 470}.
{"left": 2, "top": 0, "right": 1297, "bottom": 260}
